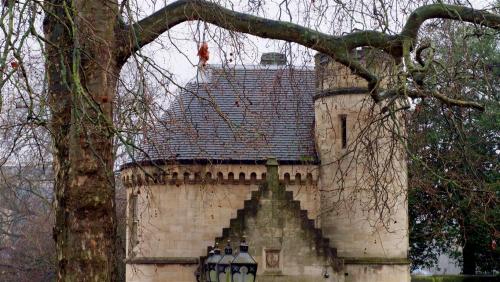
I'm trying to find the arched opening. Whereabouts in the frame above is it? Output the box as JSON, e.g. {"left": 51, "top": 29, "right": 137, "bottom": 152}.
{"left": 250, "top": 172, "right": 257, "bottom": 184}
{"left": 295, "top": 173, "right": 302, "bottom": 184}
{"left": 284, "top": 173, "right": 291, "bottom": 184}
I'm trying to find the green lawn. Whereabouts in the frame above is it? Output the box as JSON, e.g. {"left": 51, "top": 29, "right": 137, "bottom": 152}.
{"left": 412, "top": 275, "right": 500, "bottom": 282}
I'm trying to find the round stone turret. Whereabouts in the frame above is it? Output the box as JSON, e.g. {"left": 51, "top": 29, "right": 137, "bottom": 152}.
{"left": 314, "top": 49, "right": 410, "bottom": 282}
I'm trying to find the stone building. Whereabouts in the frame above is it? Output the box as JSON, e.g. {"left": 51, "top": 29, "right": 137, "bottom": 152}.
{"left": 121, "top": 51, "right": 409, "bottom": 282}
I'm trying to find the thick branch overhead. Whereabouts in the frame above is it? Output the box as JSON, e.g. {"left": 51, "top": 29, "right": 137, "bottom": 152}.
{"left": 122, "top": 0, "right": 343, "bottom": 57}
{"left": 401, "top": 4, "right": 500, "bottom": 40}
{"left": 120, "top": 0, "right": 500, "bottom": 109}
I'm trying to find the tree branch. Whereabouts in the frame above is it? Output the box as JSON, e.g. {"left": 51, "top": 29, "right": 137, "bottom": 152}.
{"left": 119, "top": 0, "right": 343, "bottom": 60}
{"left": 401, "top": 4, "right": 500, "bottom": 41}
{"left": 119, "top": 0, "right": 500, "bottom": 110}
{"left": 121, "top": 1, "right": 499, "bottom": 58}
{"left": 379, "top": 87, "right": 485, "bottom": 111}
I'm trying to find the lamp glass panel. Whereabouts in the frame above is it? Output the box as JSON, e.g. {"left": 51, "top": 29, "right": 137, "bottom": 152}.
{"left": 209, "top": 269, "right": 217, "bottom": 282}
{"left": 218, "top": 266, "right": 231, "bottom": 282}
{"left": 232, "top": 266, "right": 255, "bottom": 282}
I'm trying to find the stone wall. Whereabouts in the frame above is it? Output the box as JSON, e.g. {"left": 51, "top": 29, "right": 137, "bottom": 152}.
{"left": 344, "top": 264, "right": 410, "bottom": 282}
{"left": 122, "top": 163, "right": 319, "bottom": 282}
{"left": 127, "top": 264, "right": 197, "bottom": 282}
{"left": 315, "top": 49, "right": 397, "bottom": 92}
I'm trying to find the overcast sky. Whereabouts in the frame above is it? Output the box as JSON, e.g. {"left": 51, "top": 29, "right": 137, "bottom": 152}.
{"left": 130, "top": 0, "right": 493, "bottom": 88}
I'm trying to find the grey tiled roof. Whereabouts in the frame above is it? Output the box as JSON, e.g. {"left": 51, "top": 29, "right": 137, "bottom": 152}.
{"left": 138, "top": 65, "right": 317, "bottom": 164}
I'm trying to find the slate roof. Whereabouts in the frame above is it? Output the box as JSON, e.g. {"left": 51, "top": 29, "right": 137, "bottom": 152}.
{"left": 136, "top": 64, "right": 317, "bottom": 165}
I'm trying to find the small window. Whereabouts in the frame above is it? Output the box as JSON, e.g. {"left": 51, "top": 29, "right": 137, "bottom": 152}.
{"left": 340, "top": 115, "right": 347, "bottom": 149}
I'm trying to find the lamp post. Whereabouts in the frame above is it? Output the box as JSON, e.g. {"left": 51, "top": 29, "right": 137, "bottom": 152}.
{"left": 231, "top": 237, "right": 258, "bottom": 282}
{"left": 217, "top": 241, "right": 234, "bottom": 282}
{"left": 206, "top": 243, "right": 222, "bottom": 282}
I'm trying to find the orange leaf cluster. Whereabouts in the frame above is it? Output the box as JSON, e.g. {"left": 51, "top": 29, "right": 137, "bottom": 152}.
{"left": 197, "top": 42, "right": 209, "bottom": 66}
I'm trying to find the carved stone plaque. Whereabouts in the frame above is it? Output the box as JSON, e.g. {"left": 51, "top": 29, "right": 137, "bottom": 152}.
{"left": 265, "top": 249, "right": 280, "bottom": 270}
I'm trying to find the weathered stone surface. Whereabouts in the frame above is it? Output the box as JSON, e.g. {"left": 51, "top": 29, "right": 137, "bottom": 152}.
{"left": 123, "top": 164, "right": 321, "bottom": 281}
{"left": 315, "top": 52, "right": 410, "bottom": 282}
{"left": 214, "top": 160, "right": 341, "bottom": 282}
{"left": 126, "top": 264, "right": 197, "bottom": 282}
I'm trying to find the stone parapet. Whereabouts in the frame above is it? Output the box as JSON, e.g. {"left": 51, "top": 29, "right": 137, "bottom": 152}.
{"left": 121, "top": 163, "right": 318, "bottom": 187}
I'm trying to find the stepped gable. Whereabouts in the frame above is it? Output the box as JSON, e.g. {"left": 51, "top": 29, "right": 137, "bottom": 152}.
{"left": 215, "top": 187, "right": 338, "bottom": 261}
{"left": 138, "top": 64, "right": 317, "bottom": 164}
{"left": 212, "top": 160, "right": 342, "bottom": 274}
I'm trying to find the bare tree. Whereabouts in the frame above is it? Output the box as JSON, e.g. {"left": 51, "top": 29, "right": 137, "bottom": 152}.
{"left": 0, "top": 0, "right": 498, "bottom": 280}
{"left": 0, "top": 163, "right": 55, "bottom": 282}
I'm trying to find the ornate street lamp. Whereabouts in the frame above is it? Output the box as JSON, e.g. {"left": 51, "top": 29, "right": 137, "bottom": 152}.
{"left": 205, "top": 246, "right": 214, "bottom": 282}
{"left": 231, "top": 237, "right": 258, "bottom": 282}
{"left": 217, "top": 241, "right": 235, "bottom": 282}
{"left": 206, "top": 243, "right": 222, "bottom": 282}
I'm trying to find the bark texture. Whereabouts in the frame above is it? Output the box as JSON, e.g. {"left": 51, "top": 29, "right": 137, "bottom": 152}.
{"left": 44, "top": 0, "right": 120, "bottom": 281}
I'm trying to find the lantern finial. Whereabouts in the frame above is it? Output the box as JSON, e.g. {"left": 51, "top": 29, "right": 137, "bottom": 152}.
{"left": 206, "top": 243, "right": 222, "bottom": 281}
{"left": 239, "top": 236, "right": 249, "bottom": 252}
{"left": 224, "top": 240, "right": 232, "bottom": 254}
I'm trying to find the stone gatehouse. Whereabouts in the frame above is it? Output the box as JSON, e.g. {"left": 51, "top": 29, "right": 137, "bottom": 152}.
{"left": 121, "top": 51, "right": 409, "bottom": 282}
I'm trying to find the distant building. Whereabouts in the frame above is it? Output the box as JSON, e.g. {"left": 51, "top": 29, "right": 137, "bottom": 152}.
{"left": 415, "top": 253, "right": 461, "bottom": 275}
{"left": 122, "top": 51, "right": 409, "bottom": 281}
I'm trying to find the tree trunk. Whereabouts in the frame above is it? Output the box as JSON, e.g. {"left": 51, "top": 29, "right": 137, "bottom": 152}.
{"left": 44, "top": 0, "right": 120, "bottom": 280}
{"left": 462, "top": 215, "right": 476, "bottom": 275}
{"left": 462, "top": 240, "right": 476, "bottom": 275}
